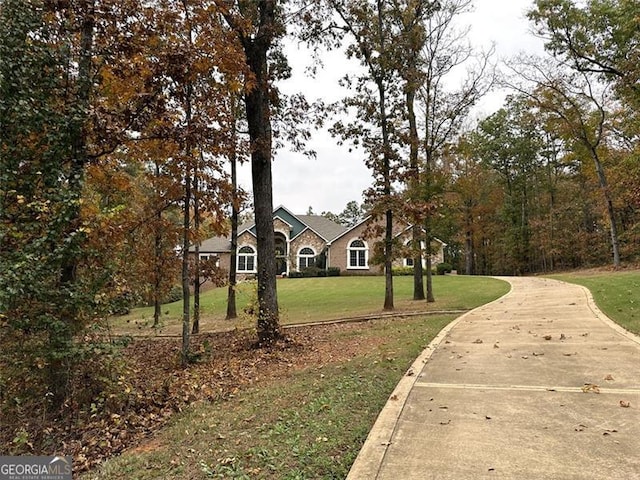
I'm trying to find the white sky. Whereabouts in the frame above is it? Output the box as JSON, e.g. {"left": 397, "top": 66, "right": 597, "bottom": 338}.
{"left": 237, "top": 0, "right": 546, "bottom": 215}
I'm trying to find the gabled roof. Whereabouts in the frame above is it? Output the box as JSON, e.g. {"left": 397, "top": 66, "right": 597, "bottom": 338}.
{"left": 296, "top": 214, "right": 348, "bottom": 242}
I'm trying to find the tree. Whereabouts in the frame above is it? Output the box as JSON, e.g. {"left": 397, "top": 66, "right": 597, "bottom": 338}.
{"left": 0, "top": 0, "right": 98, "bottom": 408}
{"left": 219, "top": 0, "right": 285, "bottom": 343}
{"left": 413, "top": 0, "right": 492, "bottom": 299}
{"left": 528, "top": 0, "right": 640, "bottom": 110}
{"left": 506, "top": 57, "right": 622, "bottom": 267}
{"left": 329, "top": 0, "right": 402, "bottom": 311}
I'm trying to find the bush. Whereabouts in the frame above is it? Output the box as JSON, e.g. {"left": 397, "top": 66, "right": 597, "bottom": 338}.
{"left": 392, "top": 266, "right": 414, "bottom": 276}
{"left": 436, "top": 262, "right": 453, "bottom": 275}
{"left": 327, "top": 267, "right": 341, "bottom": 277}
{"left": 289, "top": 267, "right": 339, "bottom": 278}
{"left": 163, "top": 285, "right": 183, "bottom": 304}
{"left": 302, "top": 266, "right": 321, "bottom": 277}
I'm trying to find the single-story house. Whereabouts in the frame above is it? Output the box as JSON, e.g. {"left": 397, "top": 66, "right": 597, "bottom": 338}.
{"left": 194, "top": 205, "right": 446, "bottom": 277}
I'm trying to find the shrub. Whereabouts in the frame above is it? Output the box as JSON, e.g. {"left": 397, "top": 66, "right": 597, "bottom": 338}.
{"left": 327, "top": 267, "right": 341, "bottom": 277}
{"left": 392, "top": 266, "right": 414, "bottom": 276}
{"left": 288, "top": 271, "right": 304, "bottom": 278}
{"left": 436, "top": 262, "right": 453, "bottom": 275}
{"left": 302, "top": 266, "right": 322, "bottom": 277}
{"left": 163, "top": 285, "right": 183, "bottom": 304}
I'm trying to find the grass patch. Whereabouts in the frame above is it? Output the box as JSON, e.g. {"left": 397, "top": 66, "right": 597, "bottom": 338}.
{"left": 551, "top": 270, "right": 640, "bottom": 335}
{"left": 83, "top": 315, "right": 457, "bottom": 480}
{"left": 111, "top": 275, "right": 508, "bottom": 335}
{"left": 85, "top": 276, "right": 509, "bottom": 479}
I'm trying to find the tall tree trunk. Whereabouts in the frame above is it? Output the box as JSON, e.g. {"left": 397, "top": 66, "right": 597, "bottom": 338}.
{"left": 376, "top": 0, "right": 394, "bottom": 311}
{"left": 226, "top": 139, "right": 239, "bottom": 320}
{"left": 242, "top": 2, "right": 280, "bottom": 343}
{"left": 465, "top": 205, "right": 475, "bottom": 275}
{"left": 153, "top": 160, "right": 162, "bottom": 327}
{"left": 589, "top": 146, "right": 621, "bottom": 267}
{"left": 406, "top": 88, "right": 425, "bottom": 299}
{"left": 192, "top": 169, "right": 200, "bottom": 334}
{"left": 424, "top": 150, "right": 435, "bottom": 302}
{"left": 181, "top": 81, "right": 193, "bottom": 365}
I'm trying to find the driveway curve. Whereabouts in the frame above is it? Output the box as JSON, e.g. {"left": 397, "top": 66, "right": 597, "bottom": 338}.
{"left": 347, "top": 276, "right": 640, "bottom": 480}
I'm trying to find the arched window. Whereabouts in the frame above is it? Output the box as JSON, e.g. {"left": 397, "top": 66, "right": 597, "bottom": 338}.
{"left": 298, "top": 247, "right": 316, "bottom": 270}
{"left": 237, "top": 245, "right": 256, "bottom": 272}
{"left": 348, "top": 239, "right": 368, "bottom": 269}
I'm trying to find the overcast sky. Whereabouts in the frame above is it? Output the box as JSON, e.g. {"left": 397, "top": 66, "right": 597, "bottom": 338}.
{"left": 237, "top": 0, "right": 546, "bottom": 215}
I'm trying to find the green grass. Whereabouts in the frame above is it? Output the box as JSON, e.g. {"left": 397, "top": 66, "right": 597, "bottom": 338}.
{"left": 84, "top": 314, "right": 460, "bottom": 480}
{"left": 551, "top": 270, "right": 640, "bottom": 335}
{"left": 111, "top": 275, "right": 509, "bottom": 335}
{"left": 85, "top": 276, "right": 509, "bottom": 479}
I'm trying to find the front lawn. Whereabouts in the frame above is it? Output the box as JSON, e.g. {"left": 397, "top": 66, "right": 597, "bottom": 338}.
{"left": 110, "top": 275, "right": 509, "bottom": 335}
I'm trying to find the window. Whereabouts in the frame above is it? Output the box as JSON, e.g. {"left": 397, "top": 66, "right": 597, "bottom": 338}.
{"left": 238, "top": 245, "right": 256, "bottom": 272}
{"left": 298, "top": 247, "right": 316, "bottom": 270}
{"left": 200, "top": 254, "right": 209, "bottom": 260}
{"left": 348, "top": 239, "right": 368, "bottom": 269}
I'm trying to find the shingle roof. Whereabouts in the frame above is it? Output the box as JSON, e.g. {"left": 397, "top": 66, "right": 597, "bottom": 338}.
{"left": 296, "top": 214, "right": 348, "bottom": 242}
{"left": 195, "top": 236, "right": 232, "bottom": 253}
{"left": 193, "top": 208, "right": 349, "bottom": 252}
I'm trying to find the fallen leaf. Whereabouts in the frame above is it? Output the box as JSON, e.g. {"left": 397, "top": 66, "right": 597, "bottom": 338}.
{"left": 620, "top": 400, "right": 631, "bottom": 408}
{"left": 440, "top": 420, "right": 451, "bottom": 425}
{"left": 581, "top": 383, "right": 600, "bottom": 394}
{"left": 543, "top": 335, "right": 552, "bottom": 341}
{"left": 533, "top": 352, "right": 544, "bottom": 356}
{"left": 472, "top": 339, "right": 483, "bottom": 344}
{"left": 604, "top": 374, "right": 614, "bottom": 381}
{"left": 485, "top": 415, "right": 492, "bottom": 420}
{"left": 390, "top": 394, "right": 399, "bottom": 401}
{"left": 521, "top": 355, "right": 529, "bottom": 359}
{"left": 493, "top": 343, "right": 499, "bottom": 349}
{"left": 559, "top": 333, "right": 566, "bottom": 340}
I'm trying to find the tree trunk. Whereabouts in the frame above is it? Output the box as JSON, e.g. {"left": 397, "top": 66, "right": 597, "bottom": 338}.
{"left": 465, "top": 205, "right": 475, "bottom": 275}
{"left": 590, "top": 146, "right": 621, "bottom": 267}
{"left": 181, "top": 166, "right": 191, "bottom": 365}
{"left": 181, "top": 81, "right": 193, "bottom": 365}
{"left": 226, "top": 142, "right": 239, "bottom": 320}
{"left": 376, "top": 0, "right": 393, "bottom": 311}
{"left": 153, "top": 161, "right": 162, "bottom": 327}
{"left": 192, "top": 170, "right": 200, "bottom": 335}
{"left": 242, "top": 4, "right": 280, "bottom": 343}
{"left": 406, "top": 88, "right": 425, "bottom": 299}
{"left": 424, "top": 150, "right": 435, "bottom": 303}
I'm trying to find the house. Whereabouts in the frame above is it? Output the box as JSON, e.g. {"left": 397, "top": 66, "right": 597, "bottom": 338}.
{"left": 195, "top": 206, "right": 446, "bottom": 277}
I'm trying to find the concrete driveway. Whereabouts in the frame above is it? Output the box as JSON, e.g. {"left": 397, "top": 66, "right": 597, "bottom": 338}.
{"left": 347, "top": 276, "right": 640, "bottom": 480}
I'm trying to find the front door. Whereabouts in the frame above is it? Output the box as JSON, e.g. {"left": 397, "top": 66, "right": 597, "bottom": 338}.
{"left": 274, "top": 233, "right": 287, "bottom": 275}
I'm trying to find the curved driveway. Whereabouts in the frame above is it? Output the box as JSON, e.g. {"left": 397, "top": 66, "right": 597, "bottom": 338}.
{"left": 348, "top": 276, "right": 640, "bottom": 480}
